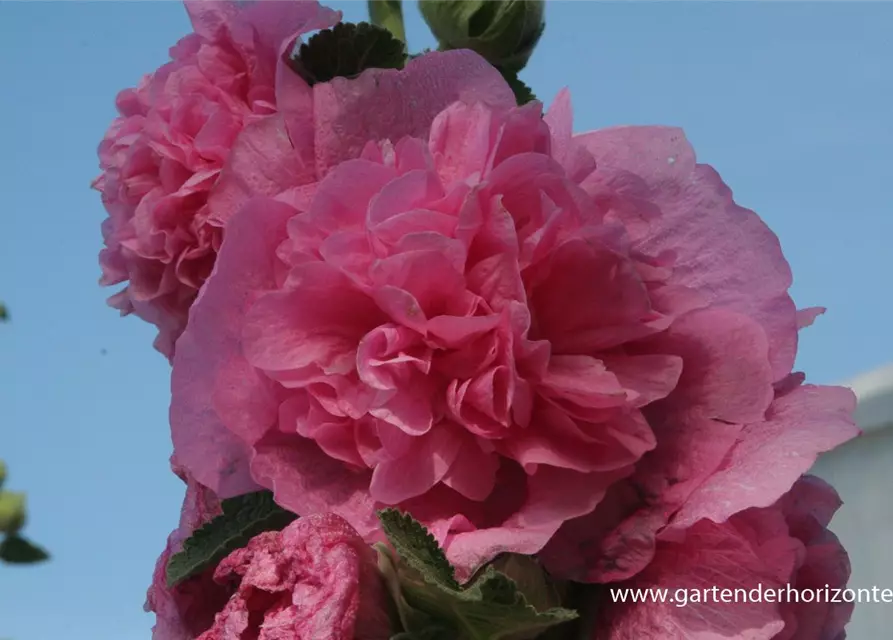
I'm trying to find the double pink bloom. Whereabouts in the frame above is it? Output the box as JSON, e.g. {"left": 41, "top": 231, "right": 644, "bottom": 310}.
{"left": 95, "top": 2, "right": 860, "bottom": 639}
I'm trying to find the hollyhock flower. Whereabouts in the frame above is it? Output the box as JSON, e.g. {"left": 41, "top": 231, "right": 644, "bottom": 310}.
{"left": 95, "top": 0, "right": 339, "bottom": 358}
{"left": 195, "top": 514, "right": 392, "bottom": 640}
{"left": 594, "top": 476, "right": 853, "bottom": 640}
{"left": 169, "top": 81, "right": 857, "bottom": 579}
{"left": 146, "top": 467, "right": 391, "bottom": 640}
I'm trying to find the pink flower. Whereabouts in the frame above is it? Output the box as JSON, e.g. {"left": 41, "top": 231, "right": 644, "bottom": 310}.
{"left": 95, "top": 0, "right": 339, "bottom": 358}
{"left": 169, "top": 85, "right": 857, "bottom": 579}
{"left": 146, "top": 464, "right": 391, "bottom": 640}
{"left": 197, "top": 514, "right": 392, "bottom": 640}
{"left": 594, "top": 476, "right": 853, "bottom": 640}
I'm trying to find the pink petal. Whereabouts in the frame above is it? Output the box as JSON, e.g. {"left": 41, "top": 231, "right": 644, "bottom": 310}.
{"left": 667, "top": 384, "right": 858, "bottom": 531}
{"left": 370, "top": 426, "right": 463, "bottom": 504}
{"left": 312, "top": 49, "right": 516, "bottom": 176}
{"left": 655, "top": 308, "right": 775, "bottom": 425}
{"left": 242, "top": 263, "right": 383, "bottom": 374}
{"left": 250, "top": 432, "right": 380, "bottom": 540}
{"left": 596, "top": 519, "right": 787, "bottom": 640}
{"left": 171, "top": 198, "right": 295, "bottom": 497}
{"left": 206, "top": 115, "right": 312, "bottom": 226}
{"left": 577, "top": 126, "right": 798, "bottom": 381}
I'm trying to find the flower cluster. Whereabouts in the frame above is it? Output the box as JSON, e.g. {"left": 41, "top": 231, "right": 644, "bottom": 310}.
{"left": 96, "top": 2, "right": 859, "bottom": 639}
{"left": 94, "top": 0, "right": 339, "bottom": 358}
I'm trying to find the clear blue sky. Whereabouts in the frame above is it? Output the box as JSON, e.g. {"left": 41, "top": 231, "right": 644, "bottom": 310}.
{"left": 1, "top": 1, "right": 890, "bottom": 638}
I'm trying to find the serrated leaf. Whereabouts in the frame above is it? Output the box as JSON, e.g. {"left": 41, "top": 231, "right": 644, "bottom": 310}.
{"left": 500, "top": 70, "right": 536, "bottom": 106}
{"left": 290, "top": 21, "right": 407, "bottom": 86}
{"left": 0, "top": 534, "right": 49, "bottom": 564}
{"left": 378, "top": 510, "right": 578, "bottom": 640}
{"left": 453, "top": 566, "right": 578, "bottom": 640}
{"left": 368, "top": 0, "right": 406, "bottom": 43}
{"left": 166, "top": 490, "right": 296, "bottom": 587}
{"left": 487, "top": 554, "right": 565, "bottom": 613}
{"left": 378, "top": 508, "right": 459, "bottom": 590}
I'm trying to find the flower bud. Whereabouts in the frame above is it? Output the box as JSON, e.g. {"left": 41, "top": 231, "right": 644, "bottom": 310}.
{"left": 0, "top": 491, "right": 26, "bottom": 535}
{"left": 419, "top": 0, "right": 545, "bottom": 72}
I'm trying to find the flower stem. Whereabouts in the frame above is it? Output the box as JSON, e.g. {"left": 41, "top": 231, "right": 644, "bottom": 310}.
{"left": 368, "top": 0, "right": 406, "bottom": 46}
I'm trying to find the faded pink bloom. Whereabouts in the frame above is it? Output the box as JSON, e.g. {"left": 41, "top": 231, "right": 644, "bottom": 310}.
{"left": 594, "top": 476, "right": 853, "bottom": 640}
{"left": 95, "top": 0, "right": 339, "bottom": 358}
{"left": 170, "top": 86, "right": 857, "bottom": 579}
{"left": 146, "top": 467, "right": 391, "bottom": 640}
{"left": 196, "top": 514, "right": 392, "bottom": 640}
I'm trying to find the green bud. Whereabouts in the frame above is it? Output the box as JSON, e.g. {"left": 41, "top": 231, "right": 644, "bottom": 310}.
{"left": 0, "top": 460, "right": 7, "bottom": 489}
{"left": 0, "top": 491, "right": 26, "bottom": 535}
{"left": 419, "top": 0, "right": 545, "bottom": 73}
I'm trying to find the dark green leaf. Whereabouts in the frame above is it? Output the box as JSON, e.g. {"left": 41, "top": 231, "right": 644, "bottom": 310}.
{"left": 0, "top": 534, "right": 49, "bottom": 564}
{"left": 166, "top": 490, "right": 296, "bottom": 587}
{"left": 500, "top": 70, "right": 536, "bottom": 106}
{"left": 290, "top": 22, "right": 407, "bottom": 86}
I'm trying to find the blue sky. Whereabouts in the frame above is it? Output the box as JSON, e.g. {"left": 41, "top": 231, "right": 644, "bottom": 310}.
{"left": 0, "top": 1, "right": 891, "bottom": 638}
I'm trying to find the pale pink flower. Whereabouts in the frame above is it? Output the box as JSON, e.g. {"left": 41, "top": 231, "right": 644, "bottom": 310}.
{"left": 594, "top": 476, "right": 852, "bottom": 640}
{"left": 95, "top": 0, "right": 339, "bottom": 358}
{"left": 169, "top": 85, "right": 857, "bottom": 579}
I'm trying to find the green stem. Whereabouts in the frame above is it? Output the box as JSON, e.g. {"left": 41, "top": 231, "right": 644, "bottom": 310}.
{"left": 368, "top": 0, "right": 407, "bottom": 46}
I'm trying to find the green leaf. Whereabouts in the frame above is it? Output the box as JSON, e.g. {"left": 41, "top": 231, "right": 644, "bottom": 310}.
{"left": 500, "top": 70, "right": 536, "bottom": 106}
{"left": 290, "top": 22, "right": 407, "bottom": 86}
{"left": 377, "top": 510, "right": 578, "bottom": 640}
{"left": 0, "top": 534, "right": 49, "bottom": 564}
{"left": 378, "top": 508, "right": 459, "bottom": 590}
{"left": 165, "top": 490, "right": 297, "bottom": 587}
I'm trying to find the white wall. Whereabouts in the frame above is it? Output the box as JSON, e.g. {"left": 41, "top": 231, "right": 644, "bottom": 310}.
{"left": 810, "top": 364, "right": 893, "bottom": 638}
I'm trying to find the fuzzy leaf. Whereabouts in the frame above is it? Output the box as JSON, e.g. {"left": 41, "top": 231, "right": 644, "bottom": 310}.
{"left": 290, "top": 21, "right": 407, "bottom": 86}
{"left": 378, "top": 508, "right": 459, "bottom": 589}
{"left": 378, "top": 510, "right": 578, "bottom": 640}
{"left": 165, "top": 490, "right": 296, "bottom": 587}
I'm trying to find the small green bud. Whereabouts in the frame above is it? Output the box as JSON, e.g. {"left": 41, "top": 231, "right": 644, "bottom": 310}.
{"left": 419, "top": 0, "right": 545, "bottom": 73}
{"left": 0, "top": 491, "right": 26, "bottom": 535}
